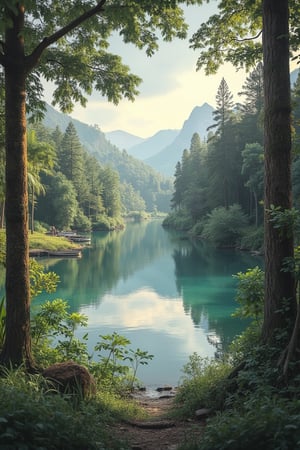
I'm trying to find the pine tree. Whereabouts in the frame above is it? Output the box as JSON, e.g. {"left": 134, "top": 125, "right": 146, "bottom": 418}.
{"left": 208, "top": 78, "right": 234, "bottom": 137}
{"left": 59, "top": 122, "right": 89, "bottom": 208}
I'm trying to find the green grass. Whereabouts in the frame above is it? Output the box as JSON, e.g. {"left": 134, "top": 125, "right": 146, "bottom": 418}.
{"left": 0, "top": 366, "right": 144, "bottom": 450}
{"left": 1, "top": 229, "right": 79, "bottom": 252}
{"left": 29, "top": 232, "right": 80, "bottom": 251}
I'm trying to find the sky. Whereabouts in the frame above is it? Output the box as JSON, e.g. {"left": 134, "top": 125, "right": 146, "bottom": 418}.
{"left": 44, "top": 1, "right": 299, "bottom": 139}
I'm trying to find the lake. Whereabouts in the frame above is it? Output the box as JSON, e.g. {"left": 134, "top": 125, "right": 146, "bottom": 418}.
{"left": 0, "top": 220, "right": 262, "bottom": 387}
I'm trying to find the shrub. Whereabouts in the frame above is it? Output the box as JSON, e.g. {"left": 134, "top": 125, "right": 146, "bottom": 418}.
{"left": 232, "top": 266, "right": 264, "bottom": 323}
{"left": 240, "top": 225, "right": 264, "bottom": 251}
{"left": 175, "top": 354, "right": 232, "bottom": 417}
{"left": 73, "top": 209, "right": 92, "bottom": 232}
{"left": 162, "top": 210, "right": 194, "bottom": 230}
{"left": 201, "top": 204, "right": 248, "bottom": 247}
{"left": 0, "top": 368, "right": 114, "bottom": 450}
{"left": 186, "top": 395, "right": 300, "bottom": 450}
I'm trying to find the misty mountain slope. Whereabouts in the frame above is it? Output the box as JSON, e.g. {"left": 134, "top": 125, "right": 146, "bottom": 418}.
{"left": 127, "top": 129, "right": 180, "bottom": 160}
{"left": 145, "top": 103, "right": 214, "bottom": 176}
{"left": 43, "top": 103, "right": 110, "bottom": 154}
{"left": 105, "top": 130, "right": 145, "bottom": 150}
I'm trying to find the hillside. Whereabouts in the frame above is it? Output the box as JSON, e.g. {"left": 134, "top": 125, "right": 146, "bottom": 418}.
{"left": 42, "top": 104, "right": 172, "bottom": 212}
{"left": 146, "top": 103, "right": 214, "bottom": 176}
{"left": 105, "top": 130, "right": 145, "bottom": 150}
{"left": 127, "top": 129, "right": 180, "bottom": 160}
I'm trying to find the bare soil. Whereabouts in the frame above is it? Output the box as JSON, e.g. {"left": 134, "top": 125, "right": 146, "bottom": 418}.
{"left": 110, "top": 393, "right": 205, "bottom": 449}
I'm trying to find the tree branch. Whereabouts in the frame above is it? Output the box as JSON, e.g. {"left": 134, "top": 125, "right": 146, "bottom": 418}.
{"left": 26, "top": 0, "right": 107, "bottom": 72}
{"left": 235, "top": 30, "right": 262, "bottom": 42}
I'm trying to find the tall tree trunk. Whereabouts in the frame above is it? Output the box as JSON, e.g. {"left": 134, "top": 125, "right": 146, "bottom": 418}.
{"left": 0, "top": 6, "right": 34, "bottom": 368}
{"left": 262, "top": 0, "right": 296, "bottom": 343}
{"left": 0, "top": 201, "right": 4, "bottom": 229}
{"left": 30, "top": 184, "right": 35, "bottom": 234}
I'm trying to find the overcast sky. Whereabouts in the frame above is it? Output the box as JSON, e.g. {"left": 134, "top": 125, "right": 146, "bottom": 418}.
{"left": 44, "top": 1, "right": 298, "bottom": 138}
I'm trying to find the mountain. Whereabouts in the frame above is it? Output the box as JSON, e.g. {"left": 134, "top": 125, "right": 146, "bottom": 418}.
{"left": 105, "top": 130, "right": 145, "bottom": 150}
{"left": 127, "top": 129, "right": 180, "bottom": 160}
{"left": 145, "top": 103, "right": 214, "bottom": 176}
{"left": 42, "top": 103, "right": 110, "bottom": 154}
{"left": 41, "top": 103, "right": 173, "bottom": 212}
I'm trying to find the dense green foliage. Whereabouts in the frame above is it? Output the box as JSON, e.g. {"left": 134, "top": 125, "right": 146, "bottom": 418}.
{"left": 201, "top": 204, "right": 248, "bottom": 247}
{"left": 164, "top": 67, "right": 300, "bottom": 249}
{"left": 175, "top": 264, "right": 300, "bottom": 450}
{"left": 0, "top": 260, "right": 152, "bottom": 448}
{"left": 28, "top": 120, "right": 172, "bottom": 232}
{"left": 189, "top": 0, "right": 299, "bottom": 74}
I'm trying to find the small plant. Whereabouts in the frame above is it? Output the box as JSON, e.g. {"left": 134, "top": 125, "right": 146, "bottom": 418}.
{"left": 94, "top": 332, "right": 154, "bottom": 391}
{"left": 124, "top": 347, "right": 154, "bottom": 390}
{"left": 31, "top": 299, "right": 90, "bottom": 365}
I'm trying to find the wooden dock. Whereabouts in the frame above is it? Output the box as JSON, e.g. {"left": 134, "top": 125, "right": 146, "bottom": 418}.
{"left": 29, "top": 249, "right": 82, "bottom": 258}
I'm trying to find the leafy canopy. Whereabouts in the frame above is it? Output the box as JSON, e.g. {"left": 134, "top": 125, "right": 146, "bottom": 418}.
{"left": 0, "top": 0, "right": 204, "bottom": 116}
{"left": 190, "top": 0, "right": 300, "bottom": 74}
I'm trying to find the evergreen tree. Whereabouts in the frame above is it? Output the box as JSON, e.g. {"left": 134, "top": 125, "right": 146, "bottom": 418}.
{"left": 239, "top": 62, "right": 264, "bottom": 116}
{"left": 171, "top": 161, "right": 183, "bottom": 210}
{"left": 184, "top": 133, "right": 208, "bottom": 221}
{"left": 241, "top": 142, "right": 264, "bottom": 226}
{"left": 59, "top": 122, "right": 90, "bottom": 213}
{"left": 238, "top": 62, "right": 264, "bottom": 145}
{"left": 120, "top": 182, "right": 146, "bottom": 214}
{"left": 36, "top": 172, "right": 78, "bottom": 230}
{"left": 208, "top": 78, "right": 234, "bottom": 136}
{"left": 207, "top": 80, "right": 240, "bottom": 209}
{"left": 101, "top": 166, "right": 122, "bottom": 218}
{"left": 83, "top": 153, "right": 104, "bottom": 221}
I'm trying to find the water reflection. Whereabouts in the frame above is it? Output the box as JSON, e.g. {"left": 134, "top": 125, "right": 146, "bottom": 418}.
{"left": 0, "top": 221, "right": 262, "bottom": 385}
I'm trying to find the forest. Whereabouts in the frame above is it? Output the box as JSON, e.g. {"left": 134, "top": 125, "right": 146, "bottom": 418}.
{"left": 0, "top": 0, "right": 300, "bottom": 449}
{"left": 164, "top": 66, "right": 300, "bottom": 252}
{"left": 18, "top": 119, "right": 173, "bottom": 234}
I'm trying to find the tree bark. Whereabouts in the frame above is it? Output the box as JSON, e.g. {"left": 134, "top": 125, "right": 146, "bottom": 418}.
{"left": 262, "top": 0, "right": 296, "bottom": 342}
{"left": 0, "top": 6, "right": 34, "bottom": 368}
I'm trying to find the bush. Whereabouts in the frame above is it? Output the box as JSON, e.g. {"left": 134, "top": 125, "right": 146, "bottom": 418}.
{"left": 186, "top": 395, "right": 300, "bottom": 450}
{"left": 232, "top": 266, "right": 264, "bottom": 323}
{"left": 190, "top": 220, "right": 205, "bottom": 237}
{"left": 240, "top": 225, "right": 264, "bottom": 252}
{"left": 73, "top": 210, "right": 92, "bottom": 232}
{"left": 201, "top": 204, "right": 248, "bottom": 247}
{"left": 33, "top": 221, "right": 48, "bottom": 233}
{"left": 162, "top": 210, "right": 194, "bottom": 230}
{"left": 175, "top": 354, "right": 232, "bottom": 417}
{"left": 92, "top": 215, "right": 124, "bottom": 231}
{"left": 0, "top": 369, "right": 113, "bottom": 450}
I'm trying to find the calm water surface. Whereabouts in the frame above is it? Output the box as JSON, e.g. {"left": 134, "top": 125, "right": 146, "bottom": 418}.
{"left": 2, "top": 221, "right": 263, "bottom": 387}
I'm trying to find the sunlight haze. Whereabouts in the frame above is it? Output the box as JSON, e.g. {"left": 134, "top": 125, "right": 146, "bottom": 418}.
{"left": 44, "top": 1, "right": 298, "bottom": 139}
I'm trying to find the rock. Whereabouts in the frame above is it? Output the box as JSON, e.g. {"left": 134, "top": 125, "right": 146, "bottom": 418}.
{"left": 42, "top": 361, "right": 95, "bottom": 398}
{"left": 195, "top": 408, "right": 211, "bottom": 419}
{"left": 158, "top": 394, "right": 175, "bottom": 399}
{"left": 156, "top": 386, "right": 173, "bottom": 392}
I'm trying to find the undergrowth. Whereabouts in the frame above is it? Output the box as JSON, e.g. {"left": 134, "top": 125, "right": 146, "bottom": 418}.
{"left": 175, "top": 264, "right": 300, "bottom": 450}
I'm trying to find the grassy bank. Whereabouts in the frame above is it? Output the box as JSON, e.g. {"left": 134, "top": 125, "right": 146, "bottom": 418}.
{"left": 29, "top": 232, "right": 81, "bottom": 251}
{"left": 0, "top": 230, "right": 80, "bottom": 252}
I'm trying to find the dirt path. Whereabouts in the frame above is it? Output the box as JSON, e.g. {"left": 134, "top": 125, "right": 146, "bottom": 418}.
{"left": 110, "top": 392, "right": 205, "bottom": 449}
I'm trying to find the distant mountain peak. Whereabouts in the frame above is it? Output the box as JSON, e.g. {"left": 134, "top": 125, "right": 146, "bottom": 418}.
{"left": 105, "top": 130, "right": 145, "bottom": 150}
